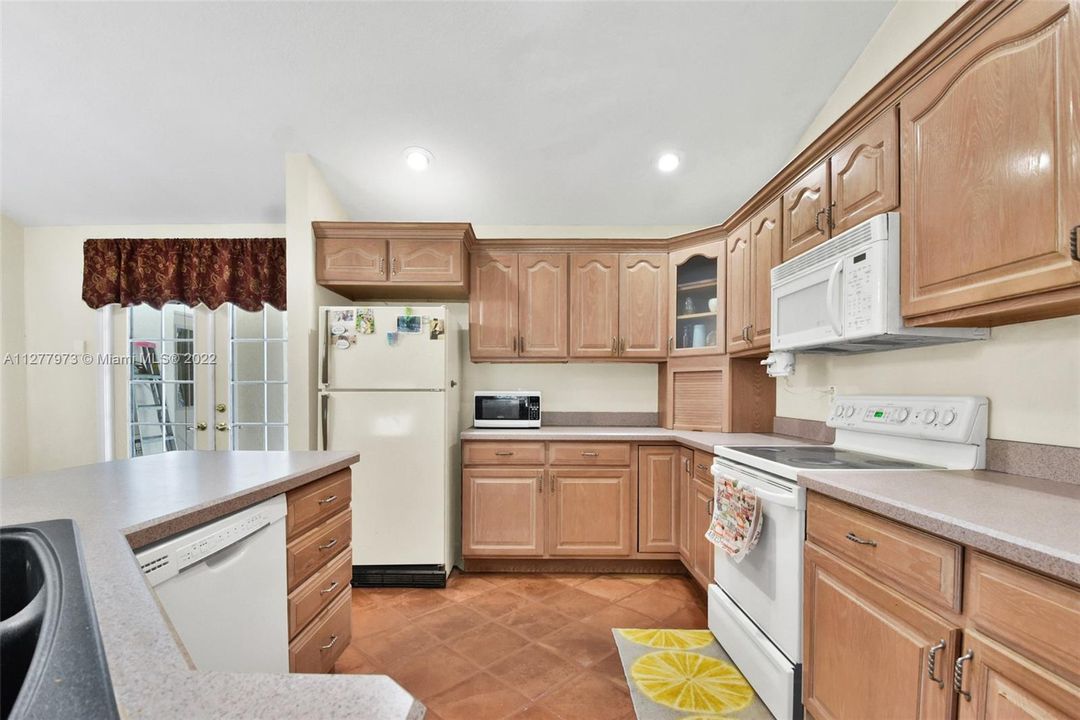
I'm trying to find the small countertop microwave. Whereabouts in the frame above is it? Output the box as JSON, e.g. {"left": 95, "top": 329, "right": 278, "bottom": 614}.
{"left": 473, "top": 392, "right": 541, "bottom": 428}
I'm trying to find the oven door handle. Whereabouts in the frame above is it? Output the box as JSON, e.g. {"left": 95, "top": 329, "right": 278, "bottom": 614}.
{"left": 825, "top": 259, "right": 844, "bottom": 337}
{"left": 712, "top": 463, "right": 802, "bottom": 509}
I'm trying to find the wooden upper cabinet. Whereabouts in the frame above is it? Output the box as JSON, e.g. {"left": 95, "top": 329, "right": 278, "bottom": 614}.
{"left": 830, "top": 108, "right": 899, "bottom": 235}
{"left": 900, "top": 0, "right": 1080, "bottom": 325}
{"left": 518, "top": 253, "right": 568, "bottom": 359}
{"left": 570, "top": 253, "right": 620, "bottom": 358}
{"left": 803, "top": 542, "right": 960, "bottom": 720}
{"left": 748, "top": 199, "right": 782, "bottom": 350}
{"left": 462, "top": 467, "right": 544, "bottom": 557}
{"left": 316, "top": 237, "right": 387, "bottom": 283}
{"left": 389, "top": 238, "right": 462, "bottom": 283}
{"left": 725, "top": 221, "right": 752, "bottom": 353}
{"left": 547, "top": 467, "right": 631, "bottom": 556}
{"left": 782, "top": 161, "right": 830, "bottom": 261}
{"left": 619, "top": 253, "right": 668, "bottom": 358}
{"left": 469, "top": 252, "right": 519, "bottom": 359}
{"left": 669, "top": 236, "right": 725, "bottom": 357}
{"left": 638, "top": 446, "right": 680, "bottom": 553}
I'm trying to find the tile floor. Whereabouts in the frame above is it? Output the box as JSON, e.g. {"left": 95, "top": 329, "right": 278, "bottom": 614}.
{"left": 334, "top": 571, "right": 709, "bottom": 720}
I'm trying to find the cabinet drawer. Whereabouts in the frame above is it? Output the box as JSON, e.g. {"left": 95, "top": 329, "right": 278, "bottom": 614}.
{"left": 288, "top": 588, "right": 351, "bottom": 673}
{"left": 286, "top": 469, "right": 352, "bottom": 539}
{"left": 692, "top": 450, "right": 713, "bottom": 483}
{"left": 965, "top": 552, "right": 1080, "bottom": 686}
{"left": 287, "top": 509, "right": 352, "bottom": 591}
{"left": 288, "top": 548, "right": 352, "bottom": 639}
{"left": 463, "top": 441, "right": 546, "bottom": 465}
{"left": 548, "top": 442, "right": 631, "bottom": 466}
{"left": 807, "top": 493, "right": 962, "bottom": 614}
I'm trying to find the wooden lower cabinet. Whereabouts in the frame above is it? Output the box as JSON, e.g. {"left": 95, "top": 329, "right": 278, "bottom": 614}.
{"left": 548, "top": 467, "right": 631, "bottom": 556}
{"left": 689, "top": 477, "right": 714, "bottom": 589}
{"left": 462, "top": 467, "right": 545, "bottom": 556}
{"left": 803, "top": 542, "right": 960, "bottom": 720}
{"left": 289, "top": 589, "right": 351, "bottom": 674}
{"left": 677, "top": 448, "right": 693, "bottom": 564}
{"left": 638, "top": 446, "right": 680, "bottom": 553}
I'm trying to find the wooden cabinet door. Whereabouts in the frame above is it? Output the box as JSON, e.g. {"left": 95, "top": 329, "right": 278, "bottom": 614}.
{"left": 638, "top": 446, "right": 679, "bottom": 553}
{"left": 518, "top": 253, "right": 568, "bottom": 359}
{"left": 725, "top": 221, "right": 752, "bottom": 353}
{"left": 782, "top": 161, "right": 830, "bottom": 260}
{"left": 389, "top": 239, "right": 463, "bottom": 283}
{"left": 829, "top": 108, "right": 899, "bottom": 235}
{"left": 669, "top": 240, "right": 725, "bottom": 357}
{"left": 462, "top": 467, "right": 544, "bottom": 556}
{"left": 900, "top": 0, "right": 1080, "bottom": 320}
{"left": 956, "top": 631, "right": 1080, "bottom": 720}
{"left": 469, "top": 253, "right": 519, "bottom": 359}
{"left": 316, "top": 238, "right": 387, "bottom": 283}
{"left": 678, "top": 448, "right": 692, "bottom": 563}
{"left": 548, "top": 467, "right": 631, "bottom": 556}
{"left": 803, "top": 542, "right": 960, "bottom": 720}
{"left": 619, "top": 253, "right": 668, "bottom": 358}
{"left": 570, "top": 253, "right": 620, "bottom": 358}
{"left": 748, "top": 199, "right": 782, "bottom": 349}
{"left": 690, "top": 478, "right": 714, "bottom": 588}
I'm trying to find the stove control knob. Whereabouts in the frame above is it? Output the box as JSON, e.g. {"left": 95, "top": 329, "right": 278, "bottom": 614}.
{"left": 923, "top": 410, "right": 938, "bottom": 425}
{"left": 833, "top": 405, "right": 845, "bottom": 418}
{"left": 844, "top": 406, "right": 855, "bottom": 418}
{"left": 895, "top": 408, "right": 910, "bottom": 422}
{"left": 941, "top": 409, "right": 956, "bottom": 426}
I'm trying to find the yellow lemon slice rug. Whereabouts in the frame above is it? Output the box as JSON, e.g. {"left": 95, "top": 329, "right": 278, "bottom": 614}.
{"left": 614, "top": 629, "right": 773, "bottom": 719}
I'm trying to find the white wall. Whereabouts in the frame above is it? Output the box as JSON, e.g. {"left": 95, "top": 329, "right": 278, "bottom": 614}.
{"left": 18, "top": 223, "right": 284, "bottom": 473}
{"left": 792, "top": 0, "right": 963, "bottom": 156}
{"left": 0, "top": 215, "right": 29, "bottom": 476}
{"left": 777, "top": 0, "right": 1080, "bottom": 448}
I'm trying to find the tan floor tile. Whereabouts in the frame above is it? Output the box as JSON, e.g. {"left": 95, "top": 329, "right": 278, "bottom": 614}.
{"left": 659, "top": 603, "right": 708, "bottom": 629}
{"left": 392, "top": 644, "right": 480, "bottom": 700}
{"left": 651, "top": 575, "right": 705, "bottom": 604}
{"left": 609, "top": 573, "right": 666, "bottom": 586}
{"left": 499, "top": 604, "right": 573, "bottom": 640}
{"left": 391, "top": 588, "right": 456, "bottom": 618}
{"left": 487, "top": 644, "right": 580, "bottom": 701}
{"left": 358, "top": 586, "right": 419, "bottom": 605}
{"left": 502, "top": 575, "right": 570, "bottom": 599}
{"left": 616, "top": 584, "right": 691, "bottom": 621}
{"left": 590, "top": 650, "right": 629, "bottom": 689}
{"left": 577, "top": 576, "right": 642, "bottom": 602}
{"left": 546, "top": 573, "right": 597, "bottom": 587}
{"left": 583, "top": 603, "right": 659, "bottom": 631}
{"left": 505, "top": 705, "right": 562, "bottom": 720}
{"left": 543, "top": 587, "right": 611, "bottom": 619}
{"left": 413, "top": 603, "right": 488, "bottom": 640}
{"left": 453, "top": 622, "right": 531, "bottom": 667}
{"left": 355, "top": 623, "right": 439, "bottom": 671}
{"left": 464, "top": 589, "right": 534, "bottom": 619}
{"left": 440, "top": 574, "right": 499, "bottom": 602}
{"left": 537, "top": 621, "right": 616, "bottom": 667}
{"left": 426, "top": 673, "right": 531, "bottom": 720}
{"left": 537, "top": 671, "right": 635, "bottom": 720}
{"left": 333, "top": 644, "right": 382, "bottom": 674}
{"left": 352, "top": 602, "right": 410, "bottom": 638}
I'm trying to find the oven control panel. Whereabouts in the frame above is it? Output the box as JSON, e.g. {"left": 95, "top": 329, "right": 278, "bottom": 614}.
{"left": 827, "top": 395, "right": 988, "bottom": 444}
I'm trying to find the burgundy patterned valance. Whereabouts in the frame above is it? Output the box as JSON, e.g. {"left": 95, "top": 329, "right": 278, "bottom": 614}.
{"left": 82, "top": 238, "right": 286, "bottom": 311}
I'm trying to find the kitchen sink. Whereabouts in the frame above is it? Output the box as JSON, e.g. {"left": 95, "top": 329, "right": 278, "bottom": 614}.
{"left": 0, "top": 520, "right": 119, "bottom": 719}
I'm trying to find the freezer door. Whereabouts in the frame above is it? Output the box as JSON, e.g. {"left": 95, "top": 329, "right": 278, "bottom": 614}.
{"left": 322, "top": 390, "right": 447, "bottom": 566}
{"left": 322, "top": 306, "right": 447, "bottom": 390}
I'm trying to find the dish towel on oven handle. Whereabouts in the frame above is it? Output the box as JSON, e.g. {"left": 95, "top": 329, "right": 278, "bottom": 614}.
{"left": 706, "top": 473, "right": 764, "bottom": 563}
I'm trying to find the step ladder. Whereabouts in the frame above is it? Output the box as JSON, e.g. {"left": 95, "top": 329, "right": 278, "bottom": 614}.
{"left": 131, "top": 342, "right": 176, "bottom": 456}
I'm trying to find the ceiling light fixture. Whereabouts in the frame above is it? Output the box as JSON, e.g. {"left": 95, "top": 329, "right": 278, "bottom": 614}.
{"left": 657, "top": 152, "right": 680, "bottom": 173}
{"left": 403, "top": 146, "right": 433, "bottom": 171}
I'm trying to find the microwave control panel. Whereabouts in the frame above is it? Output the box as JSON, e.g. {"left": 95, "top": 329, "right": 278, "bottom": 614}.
{"left": 843, "top": 247, "right": 880, "bottom": 334}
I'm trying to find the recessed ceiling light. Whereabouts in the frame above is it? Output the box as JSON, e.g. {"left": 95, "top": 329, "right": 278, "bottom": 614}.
{"left": 403, "top": 146, "right": 433, "bottom": 171}
{"left": 657, "top": 152, "right": 680, "bottom": 173}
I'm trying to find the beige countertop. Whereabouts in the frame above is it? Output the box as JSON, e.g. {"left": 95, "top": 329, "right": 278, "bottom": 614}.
{"left": 799, "top": 469, "right": 1080, "bottom": 586}
{"left": 460, "top": 426, "right": 820, "bottom": 453}
{"left": 0, "top": 451, "right": 423, "bottom": 720}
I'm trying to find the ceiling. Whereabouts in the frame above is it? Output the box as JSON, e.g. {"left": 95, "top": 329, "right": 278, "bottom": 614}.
{"left": 2, "top": 1, "right": 895, "bottom": 229}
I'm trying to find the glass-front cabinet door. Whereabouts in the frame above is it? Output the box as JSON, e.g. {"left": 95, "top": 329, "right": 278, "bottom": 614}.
{"left": 668, "top": 238, "right": 725, "bottom": 357}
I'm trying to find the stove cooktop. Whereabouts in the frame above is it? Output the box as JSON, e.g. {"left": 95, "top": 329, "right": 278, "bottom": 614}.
{"left": 724, "top": 445, "right": 944, "bottom": 471}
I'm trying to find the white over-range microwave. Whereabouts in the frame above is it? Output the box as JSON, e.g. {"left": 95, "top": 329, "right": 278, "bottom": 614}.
{"left": 770, "top": 212, "right": 988, "bottom": 353}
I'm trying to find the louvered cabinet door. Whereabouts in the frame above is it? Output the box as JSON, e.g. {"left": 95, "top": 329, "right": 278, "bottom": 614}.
{"left": 672, "top": 368, "right": 725, "bottom": 432}
{"left": 829, "top": 108, "right": 899, "bottom": 235}
{"left": 570, "top": 253, "right": 620, "bottom": 358}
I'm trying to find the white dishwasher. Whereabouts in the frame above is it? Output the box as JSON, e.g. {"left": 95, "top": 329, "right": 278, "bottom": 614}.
{"left": 135, "top": 494, "right": 289, "bottom": 673}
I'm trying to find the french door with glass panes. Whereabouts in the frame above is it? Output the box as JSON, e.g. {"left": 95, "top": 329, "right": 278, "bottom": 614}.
{"left": 118, "top": 303, "right": 286, "bottom": 457}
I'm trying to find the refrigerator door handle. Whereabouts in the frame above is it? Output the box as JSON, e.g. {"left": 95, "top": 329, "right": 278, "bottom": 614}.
{"left": 321, "top": 336, "right": 329, "bottom": 387}
{"left": 320, "top": 395, "right": 329, "bottom": 451}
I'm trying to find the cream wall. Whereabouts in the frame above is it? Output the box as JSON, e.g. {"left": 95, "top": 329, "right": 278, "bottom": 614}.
{"left": 1, "top": 215, "right": 29, "bottom": 476}
{"left": 777, "top": 0, "right": 1080, "bottom": 448}
{"left": 18, "top": 223, "right": 284, "bottom": 473}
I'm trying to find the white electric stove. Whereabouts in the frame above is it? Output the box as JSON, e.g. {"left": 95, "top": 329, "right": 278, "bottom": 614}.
{"left": 707, "top": 395, "right": 988, "bottom": 720}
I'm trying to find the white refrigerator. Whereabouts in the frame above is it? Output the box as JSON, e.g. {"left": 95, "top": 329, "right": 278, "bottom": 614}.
{"left": 318, "top": 305, "right": 460, "bottom": 585}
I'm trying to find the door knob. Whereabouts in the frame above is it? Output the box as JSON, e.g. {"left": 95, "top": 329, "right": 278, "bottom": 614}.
{"left": 215, "top": 422, "right": 229, "bottom": 432}
{"left": 216, "top": 403, "right": 227, "bottom": 413}
{"left": 196, "top": 422, "right": 208, "bottom": 431}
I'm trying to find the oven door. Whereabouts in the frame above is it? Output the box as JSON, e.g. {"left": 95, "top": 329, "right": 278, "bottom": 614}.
{"left": 711, "top": 459, "right": 805, "bottom": 663}
{"left": 771, "top": 258, "right": 845, "bottom": 351}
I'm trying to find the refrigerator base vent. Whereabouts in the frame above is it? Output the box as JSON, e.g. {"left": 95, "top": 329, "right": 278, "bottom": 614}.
{"left": 352, "top": 564, "right": 447, "bottom": 589}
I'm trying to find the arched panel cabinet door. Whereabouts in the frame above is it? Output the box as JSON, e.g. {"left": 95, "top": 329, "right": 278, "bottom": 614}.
{"left": 725, "top": 221, "right": 752, "bottom": 354}
{"left": 782, "top": 161, "right": 830, "bottom": 261}
{"left": 569, "top": 253, "right": 620, "bottom": 358}
{"left": 469, "top": 252, "right": 519, "bottom": 360}
{"left": 316, "top": 238, "right": 388, "bottom": 283}
{"left": 619, "top": 253, "right": 668, "bottom": 359}
{"left": 830, "top": 107, "right": 899, "bottom": 235}
{"left": 518, "top": 253, "right": 568, "bottom": 359}
{"left": 749, "top": 198, "right": 783, "bottom": 350}
{"left": 668, "top": 234, "right": 725, "bottom": 358}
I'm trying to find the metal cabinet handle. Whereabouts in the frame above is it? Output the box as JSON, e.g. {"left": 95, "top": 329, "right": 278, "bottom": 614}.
{"left": 828, "top": 202, "right": 836, "bottom": 230}
{"left": 581, "top": 451, "right": 599, "bottom": 457}
{"left": 696, "top": 463, "right": 709, "bottom": 471}
{"left": 318, "top": 538, "right": 338, "bottom": 551}
{"left": 619, "top": 338, "right": 626, "bottom": 355}
{"left": 391, "top": 257, "right": 398, "bottom": 275}
{"left": 494, "top": 450, "right": 514, "bottom": 456}
{"left": 320, "top": 634, "right": 339, "bottom": 651}
{"left": 550, "top": 473, "right": 556, "bottom": 493}
{"left": 538, "top": 472, "right": 543, "bottom": 494}
{"left": 927, "top": 640, "right": 946, "bottom": 688}
{"left": 685, "top": 458, "right": 692, "bottom": 473}
{"left": 815, "top": 208, "right": 827, "bottom": 233}
{"left": 379, "top": 256, "right": 386, "bottom": 274}
{"left": 321, "top": 395, "right": 329, "bottom": 451}
{"left": 520, "top": 335, "right": 525, "bottom": 351}
{"left": 320, "top": 580, "right": 340, "bottom": 596}
{"left": 845, "top": 531, "right": 877, "bottom": 547}
{"left": 668, "top": 337, "right": 674, "bottom": 353}
{"left": 512, "top": 336, "right": 517, "bottom": 352}
{"left": 706, "top": 499, "right": 714, "bottom": 517}
{"left": 318, "top": 494, "right": 338, "bottom": 505}
{"left": 954, "top": 649, "right": 974, "bottom": 701}
{"left": 611, "top": 337, "right": 617, "bottom": 356}
{"left": 1071, "top": 225, "right": 1078, "bottom": 261}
